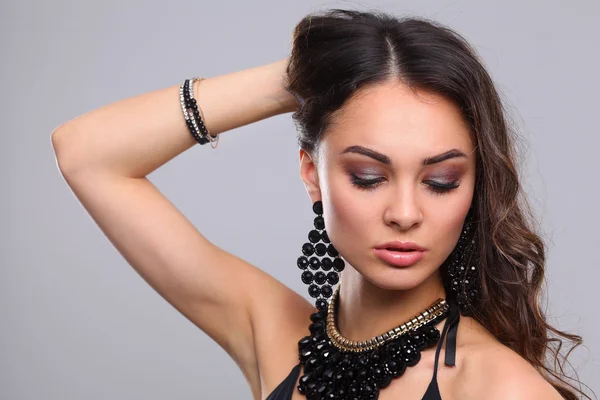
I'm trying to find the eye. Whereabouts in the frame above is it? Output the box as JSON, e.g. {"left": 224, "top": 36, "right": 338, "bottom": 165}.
{"left": 349, "top": 175, "right": 461, "bottom": 194}
{"left": 424, "top": 180, "right": 460, "bottom": 195}
{"left": 349, "top": 174, "right": 385, "bottom": 191}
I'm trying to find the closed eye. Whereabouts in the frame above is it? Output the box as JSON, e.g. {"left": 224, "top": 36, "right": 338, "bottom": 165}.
{"left": 423, "top": 179, "right": 460, "bottom": 195}
{"left": 349, "top": 174, "right": 385, "bottom": 190}
{"left": 350, "top": 175, "right": 460, "bottom": 195}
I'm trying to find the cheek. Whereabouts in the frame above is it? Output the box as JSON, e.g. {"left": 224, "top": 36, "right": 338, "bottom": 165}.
{"left": 321, "top": 172, "right": 374, "bottom": 247}
{"left": 326, "top": 180, "right": 361, "bottom": 232}
{"left": 427, "top": 190, "right": 473, "bottom": 253}
{"left": 432, "top": 209, "right": 466, "bottom": 241}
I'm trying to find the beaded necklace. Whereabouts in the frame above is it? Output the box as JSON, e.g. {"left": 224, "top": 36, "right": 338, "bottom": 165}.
{"left": 296, "top": 285, "right": 451, "bottom": 400}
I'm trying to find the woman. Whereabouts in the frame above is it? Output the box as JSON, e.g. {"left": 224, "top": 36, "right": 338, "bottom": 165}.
{"left": 51, "top": 8, "right": 589, "bottom": 400}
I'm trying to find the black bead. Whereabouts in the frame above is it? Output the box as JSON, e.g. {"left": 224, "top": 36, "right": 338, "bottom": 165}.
{"left": 321, "top": 284, "right": 333, "bottom": 298}
{"left": 314, "top": 216, "right": 325, "bottom": 230}
{"left": 409, "top": 332, "right": 427, "bottom": 351}
{"left": 451, "top": 279, "right": 460, "bottom": 291}
{"left": 316, "top": 299, "right": 328, "bottom": 311}
{"left": 327, "top": 244, "right": 339, "bottom": 257}
{"left": 302, "top": 271, "right": 314, "bottom": 284}
{"left": 466, "top": 264, "right": 477, "bottom": 278}
{"left": 311, "top": 332, "right": 326, "bottom": 343}
{"left": 401, "top": 345, "right": 420, "bottom": 366}
{"left": 315, "top": 340, "right": 329, "bottom": 353}
{"left": 344, "top": 369, "right": 355, "bottom": 381}
{"left": 384, "top": 359, "right": 399, "bottom": 375}
{"left": 447, "top": 264, "right": 457, "bottom": 277}
{"left": 308, "top": 229, "right": 321, "bottom": 243}
{"left": 372, "top": 365, "right": 385, "bottom": 379}
{"left": 328, "top": 351, "right": 340, "bottom": 364}
{"left": 299, "top": 373, "right": 311, "bottom": 384}
{"left": 312, "top": 200, "right": 323, "bottom": 215}
{"left": 326, "top": 272, "right": 339, "bottom": 285}
{"left": 357, "top": 368, "right": 368, "bottom": 381}
{"left": 321, "top": 230, "right": 330, "bottom": 243}
{"left": 305, "top": 357, "right": 319, "bottom": 373}
{"left": 300, "top": 349, "right": 313, "bottom": 362}
{"left": 297, "top": 256, "right": 309, "bottom": 270}
{"left": 314, "top": 271, "right": 327, "bottom": 285}
{"left": 456, "top": 292, "right": 467, "bottom": 306}
{"left": 315, "top": 243, "right": 327, "bottom": 256}
{"left": 333, "top": 258, "right": 345, "bottom": 272}
{"left": 308, "top": 284, "right": 321, "bottom": 298}
{"left": 309, "top": 322, "right": 324, "bottom": 334}
{"left": 371, "top": 349, "right": 381, "bottom": 362}
{"left": 363, "top": 381, "right": 377, "bottom": 394}
{"left": 395, "top": 358, "right": 408, "bottom": 376}
{"left": 310, "top": 312, "right": 324, "bottom": 322}
{"left": 309, "top": 257, "right": 321, "bottom": 270}
{"left": 334, "top": 371, "right": 345, "bottom": 383}
{"left": 358, "top": 354, "right": 370, "bottom": 366}
{"left": 321, "top": 258, "right": 333, "bottom": 271}
{"left": 316, "top": 384, "right": 327, "bottom": 395}
{"left": 423, "top": 326, "right": 441, "bottom": 346}
{"left": 396, "top": 335, "right": 411, "bottom": 348}
{"left": 302, "top": 243, "right": 315, "bottom": 256}
{"left": 298, "top": 336, "right": 312, "bottom": 348}
{"left": 378, "top": 374, "right": 392, "bottom": 388}
{"left": 322, "top": 367, "right": 334, "bottom": 380}
{"left": 320, "top": 349, "right": 333, "bottom": 362}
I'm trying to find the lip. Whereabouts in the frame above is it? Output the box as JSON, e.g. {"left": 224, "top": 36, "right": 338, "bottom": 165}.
{"left": 374, "top": 241, "right": 427, "bottom": 252}
{"left": 373, "top": 248, "right": 425, "bottom": 267}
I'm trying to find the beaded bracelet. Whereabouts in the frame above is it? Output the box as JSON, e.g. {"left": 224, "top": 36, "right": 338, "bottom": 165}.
{"left": 180, "top": 77, "right": 219, "bottom": 149}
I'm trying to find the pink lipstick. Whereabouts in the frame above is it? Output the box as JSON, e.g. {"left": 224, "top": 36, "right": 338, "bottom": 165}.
{"left": 373, "top": 241, "right": 426, "bottom": 267}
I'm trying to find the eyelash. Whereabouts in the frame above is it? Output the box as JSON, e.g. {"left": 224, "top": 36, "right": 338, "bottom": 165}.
{"left": 349, "top": 175, "right": 460, "bottom": 195}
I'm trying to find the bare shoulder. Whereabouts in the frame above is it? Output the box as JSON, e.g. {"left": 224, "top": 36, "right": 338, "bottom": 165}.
{"left": 454, "top": 317, "right": 564, "bottom": 400}
{"left": 249, "top": 277, "right": 316, "bottom": 397}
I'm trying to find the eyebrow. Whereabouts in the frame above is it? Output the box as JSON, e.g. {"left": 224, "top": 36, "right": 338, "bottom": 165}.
{"left": 339, "top": 145, "right": 468, "bottom": 166}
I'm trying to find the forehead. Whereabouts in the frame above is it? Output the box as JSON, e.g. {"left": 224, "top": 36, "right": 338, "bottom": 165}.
{"left": 320, "top": 81, "right": 474, "bottom": 164}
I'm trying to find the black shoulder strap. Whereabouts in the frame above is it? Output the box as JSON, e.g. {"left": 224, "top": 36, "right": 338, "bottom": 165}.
{"left": 444, "top": 300, "right": 460, "bottom": 367}
{"left": 265, "top": 363, "right": 301, "bottom": 400}
{"left": 422, "top": 301, "right": 460, "bottom": 399}
{"left": 432, "top": 300, "right": 460, "bottom": 379}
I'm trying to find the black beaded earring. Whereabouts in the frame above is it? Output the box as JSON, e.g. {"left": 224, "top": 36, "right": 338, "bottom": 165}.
{"left": 297, "top": 200, "right": 345, "bottom": 311}
{"left": 442, "top": 206, "right": 481, "bottom": 316}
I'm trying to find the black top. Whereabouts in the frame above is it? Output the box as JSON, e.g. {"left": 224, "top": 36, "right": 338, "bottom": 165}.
{"left": 266, "top": 301, "right": 461, "bottom": 400}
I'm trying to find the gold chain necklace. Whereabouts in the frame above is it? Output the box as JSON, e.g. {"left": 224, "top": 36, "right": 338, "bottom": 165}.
{"left": 326, "top": 285, "right": 449, "bottom": 352}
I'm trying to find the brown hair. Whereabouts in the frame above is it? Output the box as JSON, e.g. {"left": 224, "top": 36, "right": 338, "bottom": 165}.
{"left": 285, "top": 8, "right": 593, "bottom": 399}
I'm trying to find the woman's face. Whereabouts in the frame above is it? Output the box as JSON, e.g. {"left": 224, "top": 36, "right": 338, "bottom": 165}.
{"left": 299, "top": 80, "right": 476, "bottom": 291}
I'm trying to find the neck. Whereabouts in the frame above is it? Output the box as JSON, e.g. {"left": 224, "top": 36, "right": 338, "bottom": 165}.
{"left": 336, "top": 267, "right": 447, "bottom": 342}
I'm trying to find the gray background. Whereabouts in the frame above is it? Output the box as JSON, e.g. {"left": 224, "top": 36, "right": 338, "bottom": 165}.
{"left": 1, "top": 0, "right": 598, "bottom": 398}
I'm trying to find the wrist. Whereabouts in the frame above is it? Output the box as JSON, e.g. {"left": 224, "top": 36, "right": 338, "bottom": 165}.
{"left": 270, "top": 57, "right": 299, "bottom": 114}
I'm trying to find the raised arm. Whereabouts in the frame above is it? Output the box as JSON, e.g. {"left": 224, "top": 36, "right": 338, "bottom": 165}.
{"left": 51, "top": 59, "right": 314, "bottom": 400}
{"left": 52, "top": 58, "right": 297, "bottom": 177}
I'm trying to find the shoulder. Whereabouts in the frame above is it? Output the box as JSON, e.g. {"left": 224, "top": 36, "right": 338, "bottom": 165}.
{"left": 471, "top": 343, "right": 563, "bottom": 399}
{"left": 453, "top": 317, "right": 564, "bottom": 400}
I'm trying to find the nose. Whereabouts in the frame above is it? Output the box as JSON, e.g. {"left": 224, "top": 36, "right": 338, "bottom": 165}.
{"left": 383, "top": 182, "right": 423, "bottom": 230}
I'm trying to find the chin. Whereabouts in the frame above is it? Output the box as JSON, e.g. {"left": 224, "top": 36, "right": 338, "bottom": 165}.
{"left": 356, "top": 265, "right": 429, "bottom": 292}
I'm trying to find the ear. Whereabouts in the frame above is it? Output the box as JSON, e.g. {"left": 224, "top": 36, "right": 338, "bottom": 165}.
{"left": 299, "top": 148, "right": 321, "bottom": 203}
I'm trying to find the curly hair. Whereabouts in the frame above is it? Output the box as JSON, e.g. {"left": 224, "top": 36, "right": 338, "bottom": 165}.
{"left": 285, "top": 8, "right": 592, "bottom": 399}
